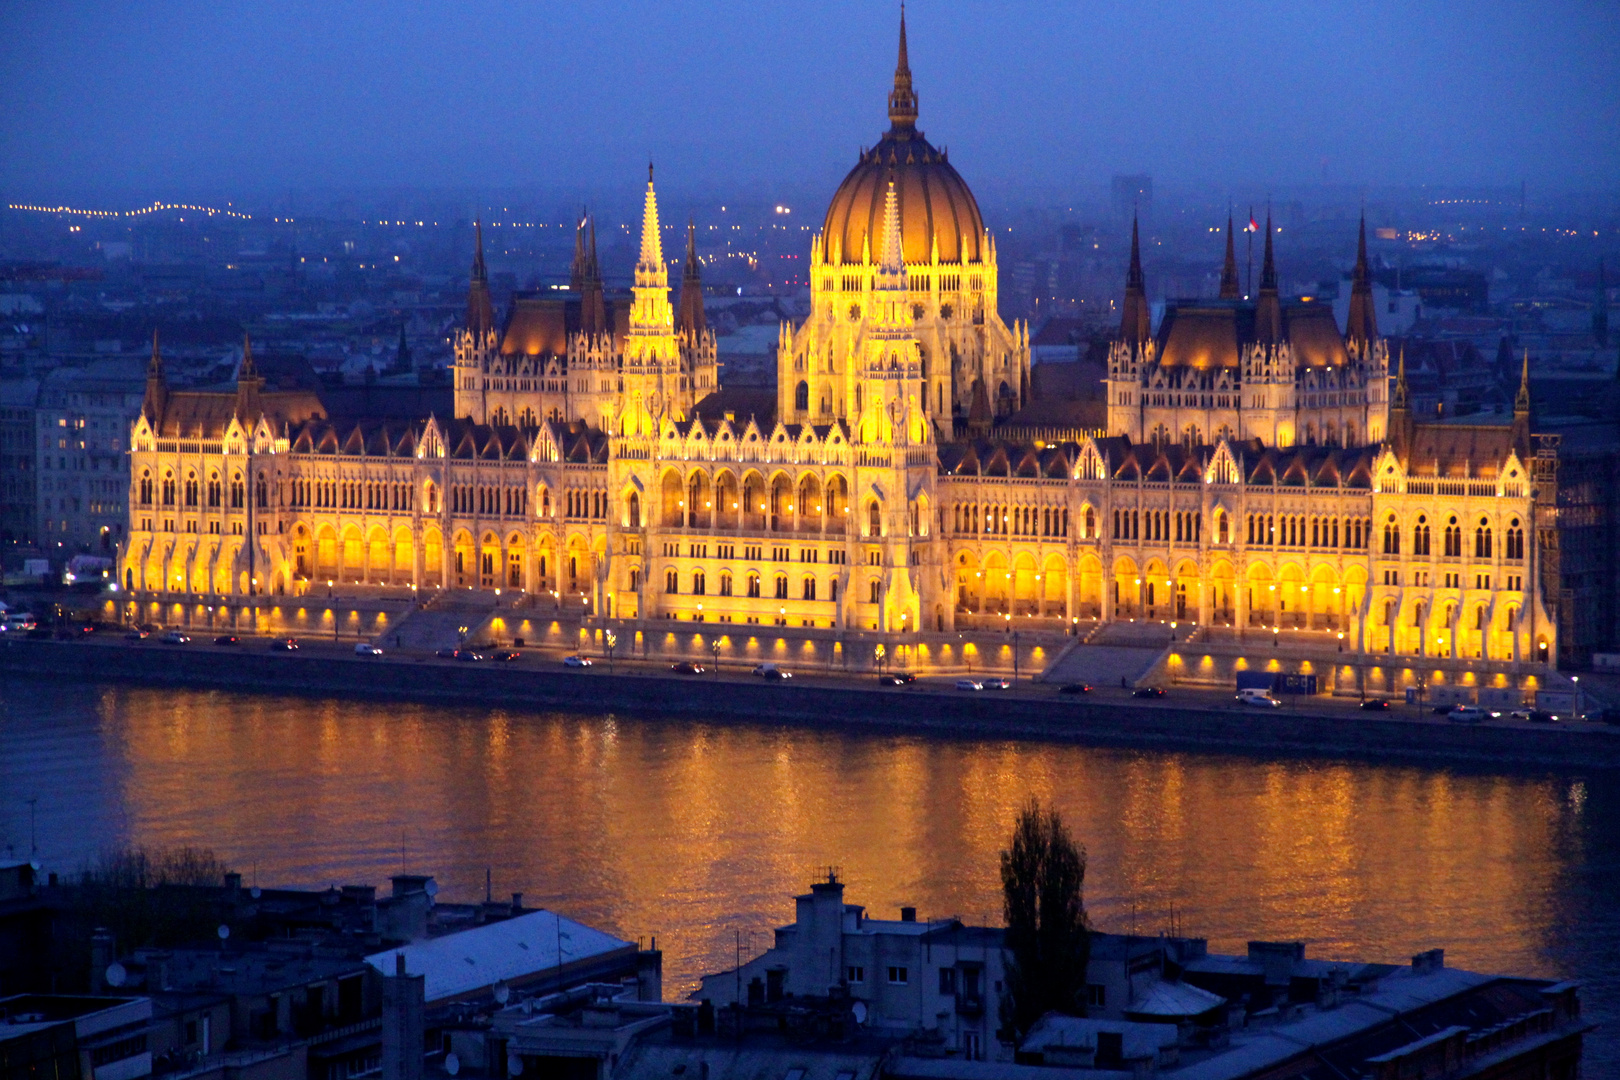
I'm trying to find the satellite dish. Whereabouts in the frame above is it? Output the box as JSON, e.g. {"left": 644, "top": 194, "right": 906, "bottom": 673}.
{"left": 493, "top": 982, "right": 510, "bottom": 1005}
{"left": 250, "top": 886, "right": 261, "bottom": 899}
{"left": 445, "top": 1055, "right": 460, "bottom": 1077}
{"left": 105, "top": 962, "right": 127, "bottom": 988}
{"left": 425, "top": 880, "right": 440, "bottom": 897}
{"left": 507, "top": 1054, "right": 523, "bottom": 1077}
{"left": 217, "top": 924, "right": 231, "bottom": 940}
{"left": 852, "top": 1001, "right": 868, "bottom": 1026}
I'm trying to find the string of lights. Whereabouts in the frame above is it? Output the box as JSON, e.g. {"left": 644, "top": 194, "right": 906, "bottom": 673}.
{"left": 7, "top": 200, "right": 252, "bottom": 220}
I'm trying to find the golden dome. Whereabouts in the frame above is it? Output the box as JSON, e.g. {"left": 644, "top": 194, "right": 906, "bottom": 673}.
{"left": 820, "top": 15, "right": 984, "bottom": 267}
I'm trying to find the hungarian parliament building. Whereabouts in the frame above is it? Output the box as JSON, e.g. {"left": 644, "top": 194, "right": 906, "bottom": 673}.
{"left": 118, "top": 17, "right": 1556, "bottom": 665}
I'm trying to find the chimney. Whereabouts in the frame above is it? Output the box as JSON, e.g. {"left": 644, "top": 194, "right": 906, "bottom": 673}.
{"left": 382, "top": 953, "right": 425, "bottom": 1080}
{"left": 90, "top": 928, "right": 115, "bottom": 994}
{"left": 223, "top": 872, "right": 242, "bottom": 895}
{"left": 900, "top": 907, "right": 916, "bottom": 923}
{"left": 511, "top": 892, "right": 523, "bottom": 915}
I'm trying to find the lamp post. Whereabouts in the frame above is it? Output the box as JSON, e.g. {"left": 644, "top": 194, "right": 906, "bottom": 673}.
{"left": 605, "top": 629, "right": 616, "bottom": 674}
{"left": 711, "top": 639, "right": 720, "bottom": 679}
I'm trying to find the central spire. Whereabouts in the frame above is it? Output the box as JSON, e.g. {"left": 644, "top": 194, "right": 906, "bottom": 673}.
{"left": 888, "top": 5, "right": 918, "bottom": 131}
{"left": 878, "top": 175, "right": 905, "bottom": 280}
{"left": 1219, "top": 213, "right": 1239, "bottom": 299}
{"left": 638, "top": 163, "right": 665, "bottom": 272}
{"left": 1120, "top": 212, "right": 1151, "bottom": 346}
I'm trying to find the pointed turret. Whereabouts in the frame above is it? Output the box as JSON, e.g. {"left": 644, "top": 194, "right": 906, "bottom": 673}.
{"left": 569, "top": 209, "right": 588, "bottom": 292}
{"left": 1512, "top": 348, "right": 1533, "bottom": 455}
{"left": 394, "top": 322, "right": 412, "bottom": 372}
{"left": 1255, "top": 212, "right": 1281, "bottom": 344}
{"left": 1119, "top": 213, "right": 1151, "bottom": 347}
{"left": 1345, "top": 213, "right": 1378, "bottom": 348}
{"left": 677, "top": 218, "right": 706, "bottom": 338}
{"left": 888, "top": 5, "right": 918, "bottom": 131}
{"left": 876, "top": 176, "right": 906, "bottom": 287}
{"left": 466, "top": 219, "right": 495, "bottom": 338}
{"left": 235, "top": 334, "right": 264, "bottom": 422}
{"left": 143, "top": 328, "right": 167, "bottom": 423}
{"left": 580, "top": 214, "right": 607, "bottom": 337}
{"left": 1219, "top": 213, "right": 1239, "bottom": 299}
{"left": 1390, "top": 343, "right": 1414, "bottom": 457}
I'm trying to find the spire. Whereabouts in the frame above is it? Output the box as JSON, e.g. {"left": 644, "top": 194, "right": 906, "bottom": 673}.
{"left": 877, "top": 176, "right": 906, "bottom": 281}
{"left": 677, "top": 218, "right": 706, "bottom": 338}
{"left": 143, "top": 328, "right": 167, "bottom": 422}
{"left": 887, "top": 5, "right": 918, "bottom": 131}
{"left": 1119, "top": 212, "right": 1151, "bottom": 346}
{"left": 1345, "top": 212, "right": 1378, "bottom": 346}
{"left": 1219, "top": 212, "right": 1239, "bottom": 299}
{"left": 239, "top": 333, "right": 257, "bottom": 380}
{"left": 638, "top": 163, "right": 664, "bottom": 271}
{"left": 580, "top": 213, "right": 606, "bottom": 337}
{"left": 1393, "top": 344, "right": 1408, "bottom": 410}
{"left": 236, "top": 334, "right": 264, "bottom": 421}
{"left": 1390, "top": 343, "right": 1414, "bottom": 457}
{"left": 466, "top": 218, "right": 495, "bottom": 338}
{"left": 1255, "top": 212, "right": 1281, "bottom": 344}
{"left": 570, "top": 208, "right": 588, "bottom": 292}
{"left": 1516, "top": 348, "right": 1531, "bottom": 414}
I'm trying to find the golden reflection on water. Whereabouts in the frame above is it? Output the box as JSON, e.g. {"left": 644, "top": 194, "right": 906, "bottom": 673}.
{"left": 22, "top": 684, "right": 1587, "bottom": 998}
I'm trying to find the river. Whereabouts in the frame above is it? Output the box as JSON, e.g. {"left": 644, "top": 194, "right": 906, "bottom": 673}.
{"left": 1, "top": 676, "right": 1614, "bottom": 1068}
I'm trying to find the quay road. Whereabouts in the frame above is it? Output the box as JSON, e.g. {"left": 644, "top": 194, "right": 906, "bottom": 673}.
{"left": 6, "top": 634, "right": 1613, "bottom": 767}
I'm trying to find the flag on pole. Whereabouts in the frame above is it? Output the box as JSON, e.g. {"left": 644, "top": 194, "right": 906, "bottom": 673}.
{"left": 1247, "top": 216, "right": 1259, "bottom": 232}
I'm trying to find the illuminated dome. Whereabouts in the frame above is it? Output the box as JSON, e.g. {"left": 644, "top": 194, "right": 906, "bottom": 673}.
{"left": 820, "top": 15, "right": 984, "bottom": 267}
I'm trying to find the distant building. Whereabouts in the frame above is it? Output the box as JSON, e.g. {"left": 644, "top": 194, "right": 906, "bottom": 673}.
{"left": 0, "top": 377, "right": 39, "bottom": 549}
{"left": 0, "top": 994, "right": 153, "bottom": 1080}
{"left": 33, "top": 356, "right": 147, "bottom": 558}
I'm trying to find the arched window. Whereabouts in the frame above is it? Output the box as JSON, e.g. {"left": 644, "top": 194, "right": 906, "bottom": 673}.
{"left": 1476, "top": 517, "right": 1492, "bottom": 558}
{"left": 627, "top": 492, "right": 641, "bottom": 527}
{"left": 1216, "top": 511, "right": 1228, "bottom": 544}
{"left": 1444, "top": 516, "right": 1461, "bottom": 557}
{"left": 803, "top": 577, "right": 817, "bottom": 601}
{"left": 1085, "top": 507, "right": 1096, "bottom": 539}
{"left": 869, "top": 578, "right": 882, "bottom": 604}
{"left": 665, "top": 569, "right": 678, "bottom": 594}
{"left": 1383, "top": 515, "right": 1400, "bottom": 554}
{"left": 1414, "top": 515, "right": 1430, "bottom": 555}
{"left": 868, "top": 501, "right": 882, "bottom": 538}
{"left": 747, "top": 573, "right": 761, "bottom": 598}
{"left": 230, "top": 473, "right": 244, "bottom": 508}
{"left": 774, "top": 575, "right": 789, "bottom": 600}
{"left": 719, "top": 572, "right": 733, "bottom": 597}
{"left": 206, "top": 472, "right": 220, "bottom": 508}
{"left": 1506, "top": 518, "right": 1525, "bottom": 560}
{"left": 794, "top": 380, "right": 809, "bottom": 410}
{"left": 184, "top": 472, "right": 198, "bottom": 507}
{"left": 139, "top": 471, "right": 152, "bottom": 505}
{"left": 255, "top": 474, "right": 268, "bottom": 508}
{"left": 692, "top": 571, "right": 706, "bottom": 595}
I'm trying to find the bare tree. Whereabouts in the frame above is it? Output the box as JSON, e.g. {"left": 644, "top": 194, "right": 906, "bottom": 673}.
{"left": 999, "top": 798, "right": 1090, "bottom": 1039}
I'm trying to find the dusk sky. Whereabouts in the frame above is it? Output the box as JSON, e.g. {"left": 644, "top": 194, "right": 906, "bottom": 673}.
{"left": 2, "top": 0, "right": 1617, "bottom": 204}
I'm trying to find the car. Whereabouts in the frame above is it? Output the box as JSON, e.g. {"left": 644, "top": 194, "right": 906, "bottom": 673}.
{"left": 752, "top": 663, "right": 783, "bottom": 677}
{"left": 214, "top": 635, "right": 240, "bottom": 646}
{"left": 354, "top": 642, "right": 383, "bottom": 656}
{"left": 1359, "top": 698, "right": 1391, "bottom": 711}
{"left": 759, "top": 668, "right": 792, "bottom": 680}
{"left": 877, "top": 673, "right": 916, "bottom": 686}
{"left": 562, "top": 655, "right": 593, "bottom": 668}
{"left": 1509, "top": 708, "right": 1558, "bottom": 723}
{"left": 1132, "top": 686, "right": 1167, "bottom": 699}
{"left": 670, "top": 661, "right": 705, "bottom": 675}
{"left": 982, "top": 677, "right": 1012, "bottom": 690}
{"left": 1448, "top": 705, "right": 1487, "bottom": 723}
{"left": 270, "top": 638, "right": 299, "bottom": 651}
{"left": 955, "top": 679, "right": 984, "bottom": 691}
{"left": 1058, "top": 683, "right": 1093, "bottom": 695}
{"left": 453, "top": 650, "right": 483, "bottom": 662}
{"left": 124, "top": 628, "right": 149, "bottom": 640}
{"left": 489, "top": 650, "right": 520, "bottom": 662}
{"left": 160, "top": 630, "right": 191, "bottom": 645}
{"left": 1235, "top": 690, "right": 1282, "bottom": 708}
{"left": 1431, "top": 704, "right": 1455, "bottom": 716}
{"left": 437, "top": 648, "right": 459, "bottom": 659}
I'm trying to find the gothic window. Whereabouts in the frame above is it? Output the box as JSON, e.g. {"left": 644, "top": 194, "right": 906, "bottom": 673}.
{"left": 1444, "top": 516, "right": 1462, "bottom": 557}
{"left": 231, "top": 473, "right": 244, "bottom": 509}
{"left": 794, "top": 381, "right": 809, "bottom": 410}
{"left": 719, "top": 573, "right": 732, "bottom": 597}
{"left": 803, "top": 577, "right": 817, "bottom": 601}
{"left": 692, "top": 571, "right": 706, "bottom": 595}
{"left": 868, "top": 501, "right": 882, "bottom": 538}
{"left": 139, "top": 471, "right": 152, "bottom": 505}
{"left": 665, "top": 569, "right": 678, "bottom": 594}
{"left": 869, "top": 578, "right": 881, "bottom": 604}
{"left": 1506, "top": 519, "right": 1525, "bottom": 560}
{"left": 1475, "top": 518, "right": 1492, "bottom": 558}
{"left": 775, "top": 575, "right": 789, "bottom": 600}
{"left": 1085, "top": 507, "right": 1096, "bottom": 539}
{"left": 627, "top": 492, "right": 641, "bottom": 528}
{"left": 183, "top": 472, "right": 198, "bottom": 507}
{"left": 747, "top": 573, "right": 761, "bottom": 598}
{"left": 1384, "top": 515, "right": 1401, "bottom": 555}
{"left": 1414, "top": 516, "right": 1430, "bottom": 555}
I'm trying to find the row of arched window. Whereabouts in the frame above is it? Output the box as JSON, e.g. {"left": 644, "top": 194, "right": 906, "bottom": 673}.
{"left": 1248, "top": 514, "right": 1370, "bottom": 550}
{"left": 663, "top": 568, "right": 853, "bottom": 603}
{"left": 138, "top": 469, "right": 245, "bottom": 510}
{"left": 1381, "top": 514, "right": 1523, "bottom": 560}
{"left": 951, "top": 503, "right": 1069, "bottom": 538}
{"left": 566, "top": 490, "right": 606, "bottom": 520}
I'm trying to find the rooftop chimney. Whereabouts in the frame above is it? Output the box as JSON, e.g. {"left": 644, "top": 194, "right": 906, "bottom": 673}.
{"left": 900, "top": 907, "right": 916, "bottom": 923}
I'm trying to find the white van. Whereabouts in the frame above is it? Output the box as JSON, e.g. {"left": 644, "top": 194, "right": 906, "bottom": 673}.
{"left": 1235, "top": 687, "right": 1281, "bottom": 708}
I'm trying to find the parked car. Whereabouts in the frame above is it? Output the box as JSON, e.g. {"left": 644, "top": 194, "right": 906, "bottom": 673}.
{"left": 982, "top": 677, "right": 1012, "bottom": 690}
{"left": 270, "top": 638, "right": 299, "bottom": 651}
{"left": 1058, "top": 683, "right": 1093, "bottom": 695}
{"left": 1131, "top": 686, "right": 1167, "bottom": 699}
{"left": 1235, "top": 687, "right": 1281, "bottom": 708}
{"left": 1359, "top": 698, "right": 1391, "bottom": 711}
{"left": 877, "top": 672, "right": 916, "bottom": 686}
{"left": 670, "top": 662, "right": 705, "bottom": 675}
{"left": 489, "top": 650, "right": 520, "bottom": 662}
{"left": 124, "top": 628, "right": 150, "bottom": 640}
{"left": 955, "top": 679, "right": 984, "bottom": 691}
{"left": 1448, "top": 705, "right": 1487, "bottom": 723}
{"left": 214, "top": 635, "right": 239, "bottom": 646}
{"left": 160, "top": 630, "right": 191, "bottom": 645}
{"left": 562, "top": 655, "right": 593, "bottom": 668}
{"left": 354, "top": 642, "right": 383, "bottom": 656}
{"left": 453, "top": 650, "right": 483, "bottom": 662}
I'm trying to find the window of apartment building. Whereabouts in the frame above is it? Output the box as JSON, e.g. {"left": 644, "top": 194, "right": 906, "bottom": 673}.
{"left": 886, "top": 966, "right": 908, "bottom": 985}
{"left": 1087, "top": 984, "right": 1107, "bottom": 1008}
{"left": 845, "top": 966, "right": 864, "bottom": 984}
{"left": 938, "top": 968, "right": 956, "bottom": 994}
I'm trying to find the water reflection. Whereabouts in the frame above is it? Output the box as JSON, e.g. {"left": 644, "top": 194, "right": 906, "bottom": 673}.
{"left": 1, "top": 678, "right": 1614, "bottom": 1068}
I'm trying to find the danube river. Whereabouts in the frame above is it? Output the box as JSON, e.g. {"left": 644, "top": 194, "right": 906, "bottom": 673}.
{"left": 2, "top": 677, "right": 1615, "bottom": 1067}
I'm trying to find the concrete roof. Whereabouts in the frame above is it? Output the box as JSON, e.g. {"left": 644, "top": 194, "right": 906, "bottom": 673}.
{"left": 365, "top": 910, "right": 631, "bottom": 1004}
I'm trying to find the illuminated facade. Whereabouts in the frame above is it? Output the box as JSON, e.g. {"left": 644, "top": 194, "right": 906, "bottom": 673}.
{"left": 119, "top": 15, "right": 1556, "bottom": 665}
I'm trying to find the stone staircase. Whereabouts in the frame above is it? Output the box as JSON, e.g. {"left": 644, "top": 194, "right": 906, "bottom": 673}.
{"left": 380, "top": 591, "right": 499, "bottom": 652}
{"left": 1041, "top": 642, "right": 1167, "bottom": 689}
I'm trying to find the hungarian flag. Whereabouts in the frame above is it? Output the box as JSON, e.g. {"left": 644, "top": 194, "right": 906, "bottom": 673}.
{"left": 1247, "top": 216, "right": 1259, "bottom": 232}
